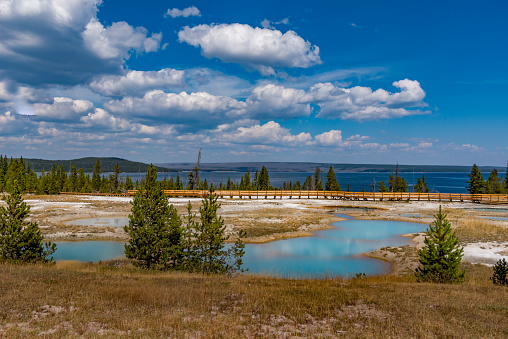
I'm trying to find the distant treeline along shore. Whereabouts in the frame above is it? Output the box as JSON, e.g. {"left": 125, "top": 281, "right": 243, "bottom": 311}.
{"left": 0, "top": 155, "right": 507, "bottom": 196}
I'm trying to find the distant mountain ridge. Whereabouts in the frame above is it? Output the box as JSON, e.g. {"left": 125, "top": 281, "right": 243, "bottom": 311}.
{"left": 16, "top": 157, "right": 170, "bottom": 173}
{"left": 155, "top": 162, "right": 500, "bottom": 173}
{"left": 8, "top": 157, "right": 501, "bottom": 174}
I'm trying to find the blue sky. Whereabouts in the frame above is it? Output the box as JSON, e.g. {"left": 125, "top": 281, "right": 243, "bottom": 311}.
{"left": 0, "top": 0, "right": 506, "bottom": 166}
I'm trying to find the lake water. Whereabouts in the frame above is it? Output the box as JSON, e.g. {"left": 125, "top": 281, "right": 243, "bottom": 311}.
{"left": 52, "top": 241, "right": 126, "bottom": 262}
{"left": 65, "top": 217, "right": 129, "bottom": 227}
{"left": 119, "top": 172, "right": 492, "bottom": 194}
{"left": 480, "top": 216, "right": 508, "bottom": 221}
{"left": 465, "top": 208, "right": 508, "bottom": 213}
{"left": 53, "top": 215, "right": 425, "bottom": 277}
{"left": 241, "top": 218, "right": 425, "bottom": 277}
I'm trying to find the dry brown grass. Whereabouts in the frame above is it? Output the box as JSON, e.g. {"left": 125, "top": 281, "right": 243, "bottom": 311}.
{"left": 223, "top": 208, "right": 338, "bottom": 240}
{"left": 455, "top": 219, "right": 508, "bottom": 243}
{"left": 0, "top": 262, "right": 507, "bottom": 338}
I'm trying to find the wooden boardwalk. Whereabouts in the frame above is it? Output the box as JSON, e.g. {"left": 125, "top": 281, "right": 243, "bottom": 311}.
{"left": 126, "top": 190, "right": 507, "bottom": 203}
{"left": 60, "top": 190, "right": 508, "bottom": 203}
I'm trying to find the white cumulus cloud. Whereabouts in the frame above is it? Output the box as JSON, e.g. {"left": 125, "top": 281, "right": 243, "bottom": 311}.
{"left": 0, "top": 0, "right": 161, "bottom": 86}
{"left": 90, "top": 69, "right": 185, "bottom": 96}
{"left": 178, "top": 23, "right": 321, "bottom": 75}
{"left": 34, "top": 97, "right": 94, "bottom": 122}
{"left": 83, "top": 19, "right": 161, "bottom": 59}
{"left": 105, "top": 90, "right": 247, "bottom": 126}
{"left": 310, "top": 79, "right": 429, "bottom": 121}
{"left": 246, "top": 84, "right": 311, "bottom": 119}
{"left": 218, "top": 121, "right": 312, "bottom": 145}
{"left": 314, "top": 130, "right": 344, "bottom": 146}
{"left": 165, "top": 6, "right": 201, "bottom": 18}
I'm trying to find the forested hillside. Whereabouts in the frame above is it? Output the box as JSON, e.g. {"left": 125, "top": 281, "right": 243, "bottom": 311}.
{"left": 20, "top": 157, "right": 170, "bottom": 173}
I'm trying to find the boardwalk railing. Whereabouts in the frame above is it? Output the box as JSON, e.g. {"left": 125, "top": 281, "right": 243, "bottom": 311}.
{"left": 120, "top": 190, "right": 507, "bottom": 203}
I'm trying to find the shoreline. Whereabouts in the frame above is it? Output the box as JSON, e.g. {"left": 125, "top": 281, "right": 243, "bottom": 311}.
{"left": 12, "top": 194, "right": 506, "bottom": 270}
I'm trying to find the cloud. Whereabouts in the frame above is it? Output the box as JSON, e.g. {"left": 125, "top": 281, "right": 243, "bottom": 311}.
{"left": 178, "top": 23, "right": 321, "bottom": 75}
{"left": 246, "top": 84, "right": 311, "bottom": 119}
{"left": 80, "top": 108, "right": 131, "bottom": 131}
{"left": 213, "top": 121, "right": 375, "bottom": 150}
{"left": 82, "top": 19, "right": 162, "bottom": 59}
{"left": 0, "top": 81, "right": 52, "bottom": 116}
{"left": 0, "top": 0, "right": 160, "bottom": 86}
{"left": 103, "top": 79, "right": 430, "bottom": 125}
{"left": 81, "top": 108, "right": 175, "bottom": 135}
{"left": 0, "top": 111, "right": 30, "bottom": 135}
{"left": 105, "top": 90, "right": 247, "bottom": 127}
{"left": 460, "top": 143, "right": 483, "bottom": 152}
{"left": 314, "top": 130, "right": 344, "bottom": 146}
{"left": 218, "top": 121, "right": 312, "bottom": 145}
{"left": 90, "top": 68, "right": 185, "bottom": 96}
{"left": 261, "top": 18, "right": 289, "bottom": 29}
{"left": 185, "top": 68, "right": 252, "bottom": 97}
{"left": 33, "top": 97, "right": 95, "bottom": 122}
{"left": 361, "top": 143, "right": 388, "bottom": 150}
{"left": 390, "top": 142, "right": 410, "bottom": 148}
{"left": 310, "top": 79, "right": 429, "bottom": 121}
{"left": 165, "top": 6, "right": 201, "bottom": 18}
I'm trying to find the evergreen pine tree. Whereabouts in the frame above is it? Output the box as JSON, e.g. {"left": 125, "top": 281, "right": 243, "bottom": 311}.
{"left": 167, "top": 177, "right": 175, "bottom": 190}
{"left": 0, "top": 154, "right": 4, "bottom": 192}
{"left": 505, "top": 161, "right": 508, "bottom": 191}
{"left": 25, "top": 164, "right": 37, "bottom": 193}
{"left": 378, "top": 181, "right": 388, "bottom": 192}
{"left": 421, "top": 175, "right": 429, "bottom": 193}
{"left": 48, "top": 164, "right": 59, "bottom": 195}
{"left": 113, "top": 163, "right": 121, "bottom": 192}
{"left": 303, "top": 175, "right": 312, "bottom": 190}
{"left": 0, "top": 180, "right": 56, "bottom": 263}
{"left": 485, "top": 169, "right": 505, "bottom": 194}
{"left": 415, "top": 206, "right": 465, "bottom": 283}
{"left": 253, "top": 170, "right": 259, "bottom": 190}
{"left": 92, "top": 158, "right": 102, "bottom": 192}
{"left": 258, "top": 166, "right": 270, "bottom": 190}
{"left": 325, "top": 166, "right": 341, "bottom": 191}
{"left": 414, "top": 177, "right": 423, "bottom": 193}
{"left": 414, "top": 176, "right": 429, "bottom": 193}
{"left": 313, "top": 166, "right": 323, "bottom": 190}
{"left": 124, "top": 175, "right": 134, "bottom": 190}
{"left": 68, "top": 165, "right": 78, "bottom": 192}
{"left": 124, "top": 164, "right": 183, "bottom": 269}
{"left": 466, "top": 164, "right": 485, "bottom": 194}
{"left": 190, "top": 189, "right": 242, "bottom": 274}
{"left": 187, "top": 171, "right": 195, "bottom": 190}
{"left": 76, "top": 168, "right": 86, "bottom": 192}
{"left": 490, "top": 258, "right": 508, "bottom": 285}
{"left": 387, "top": 173, "right": 396, "bottom": 192}
{"left": 176, "top": 173, "right": 182, "bottom": 190}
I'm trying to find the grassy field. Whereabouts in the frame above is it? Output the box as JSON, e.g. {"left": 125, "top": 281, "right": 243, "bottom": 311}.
{"left": 1, "top": 261, "right": 507, "bottom": 338}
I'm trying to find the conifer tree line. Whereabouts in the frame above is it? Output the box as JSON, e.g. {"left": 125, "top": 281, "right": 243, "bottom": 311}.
{"left": 0, "top": 156, "right": 134, "bottom": 194}
{"left": 467, "top": 163, "right": 508, "bottom": 194}
{"left": 2, "top": 155, "right": 507, "bottom": 195}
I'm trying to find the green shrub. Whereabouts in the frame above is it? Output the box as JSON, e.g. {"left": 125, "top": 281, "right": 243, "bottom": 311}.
{"left": 491, "top": 258, "right": 508, "bottom": 285}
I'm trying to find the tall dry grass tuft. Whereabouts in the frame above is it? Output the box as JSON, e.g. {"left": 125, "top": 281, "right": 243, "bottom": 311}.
{"left": 455, "top": 219, "right": 508, "bottom": 243}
